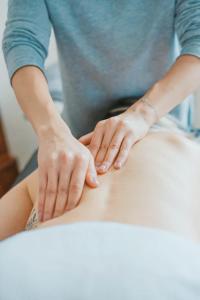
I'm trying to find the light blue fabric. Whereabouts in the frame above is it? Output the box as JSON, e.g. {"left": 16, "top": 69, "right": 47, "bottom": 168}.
{"left": 46, "top": 63, "right": 63, "bottom": 103}
{"left": 2, "top": 0, "right": 200, "bottom": 137}
{"left": 0, "top": 222, "right": 200, "bottom": 300}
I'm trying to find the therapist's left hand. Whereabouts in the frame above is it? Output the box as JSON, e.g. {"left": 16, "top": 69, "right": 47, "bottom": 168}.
{"left": 79, "top": 108, "right": 151, "bottom": 173}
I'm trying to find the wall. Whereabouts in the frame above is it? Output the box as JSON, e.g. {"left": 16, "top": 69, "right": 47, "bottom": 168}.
{"left": 0, "top": 0, "right": 58, "bottom": 171}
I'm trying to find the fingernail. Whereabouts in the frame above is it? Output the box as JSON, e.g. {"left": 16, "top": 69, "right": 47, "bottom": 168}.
{"left": 91, "top": 175, "right": 99, "bottom": 185}
{"left": 99, "top": 162, "right": 108, "bottom": 171}
{"left": 114, "top": 161, "right": 121, "bottom": 168}
{"left": 95, "top": 162, "right": 101, "bottom": 168}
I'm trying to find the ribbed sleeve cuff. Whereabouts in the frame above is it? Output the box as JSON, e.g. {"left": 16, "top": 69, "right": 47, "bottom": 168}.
{"left": 180, "top": 44, "right": 200, "bottom": 59}
{"left": 4, "top": 44, "right": 47, "bottom": 82}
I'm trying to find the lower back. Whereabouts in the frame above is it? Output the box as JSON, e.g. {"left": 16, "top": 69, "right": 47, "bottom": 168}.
{"left": 37, "top": 129, "right": 200, "bottom": 242}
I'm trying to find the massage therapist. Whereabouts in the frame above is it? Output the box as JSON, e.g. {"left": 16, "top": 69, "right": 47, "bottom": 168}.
{"left": 2, "top": 0, "right": 200, "bottom": 222}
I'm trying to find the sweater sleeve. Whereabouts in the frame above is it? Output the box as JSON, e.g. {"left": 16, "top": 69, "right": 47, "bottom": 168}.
{"left": 2, "top": 0, "right": 51, "bottom": 82}
{"left": 175, "top": 0, "right": 200, "bottom": 58}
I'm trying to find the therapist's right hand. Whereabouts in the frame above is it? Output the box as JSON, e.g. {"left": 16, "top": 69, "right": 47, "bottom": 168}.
{"left": 37, "top": 120, "right": 99, "bottom": 222}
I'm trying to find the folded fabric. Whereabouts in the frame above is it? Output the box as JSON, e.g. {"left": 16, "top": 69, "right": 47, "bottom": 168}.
{"left": 0, "top": 222, "right": 200, "bottom": 300}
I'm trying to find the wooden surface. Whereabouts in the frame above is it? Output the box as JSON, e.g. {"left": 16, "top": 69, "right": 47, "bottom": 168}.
{"left": 0, "top": 117, "right": 7, "bottom": 155}
{"left": 0, "top": 117, "right": 18, "bottom": 197}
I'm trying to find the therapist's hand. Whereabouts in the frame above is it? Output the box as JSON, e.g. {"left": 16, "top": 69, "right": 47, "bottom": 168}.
{"left": 38, "top": 119, "right": 99, "bottom": 222}
{"left": 79, "top": 106, "right": 152, "bottom": 173}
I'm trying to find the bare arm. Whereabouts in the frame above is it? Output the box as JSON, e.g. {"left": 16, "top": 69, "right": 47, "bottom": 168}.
{"left": 80, "top": 54, "right": 200, "bottom": 175}
{"left": 133, "top": 0, "right": 200, "bottom": 122}
{"left": 3, "top": 0, "right": 98, "bottom": 224}
{"left": 11, "top": 66, "right": 69, "bottom": 137}
{"left": 12, "top": 66, "right": 98, "bottom": 224}
{"left": 72, "top": 0, "right": 200, "bottom": 175}
{"left": 135, "top": 55, "right": 200, "bottom": 122}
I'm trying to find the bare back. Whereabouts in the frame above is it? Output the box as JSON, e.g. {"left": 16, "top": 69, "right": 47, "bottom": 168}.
{"left": 27, "top": 128, "right": 200, "bottom": 242}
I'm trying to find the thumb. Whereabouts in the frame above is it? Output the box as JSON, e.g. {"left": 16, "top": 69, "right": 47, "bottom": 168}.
{"left": 79, "top": 131, "right": 93, "bottom": 145}
{"left": 85, "top": 156, "right": 99, "bottom": 188}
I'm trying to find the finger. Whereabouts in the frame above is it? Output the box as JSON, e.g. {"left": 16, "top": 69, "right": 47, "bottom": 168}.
{"left": 38, "top": 168, "right": 48, "bottom": 221}
{"left": 53, "top": 160, "right": 73, "bottom": 218}
{"left": 88, "top": 121, "right": 105, "bottom": 162}
{"left": 95, "top": 118, "right": 117, "bottom": 169}
{"left": 114, "top": 133, "right": 134, "bottom": 169}
{"left": 66, "top": 156, "right": 88, "bottom": 211}
{"left": 79, "top": 131, "right": 93, "bottom": 145}
{"left": 85, "top": 155, "right": 99, "bottom": 187}
{"left": 43, "top": 169, "right": 58, "bottom": 221}
{"left": 100, "top": 128, "right": 126, "bottom": 172}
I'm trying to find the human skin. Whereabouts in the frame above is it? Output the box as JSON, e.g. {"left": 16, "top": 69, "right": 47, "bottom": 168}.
{"left": 11, "top": 67, "right": 99, "bottom": 223}
{"left": 0, "top": 121, "right": 200, "bottom": 242}
{"left": 11, "top": 55, "right": 200, "bottom": 223}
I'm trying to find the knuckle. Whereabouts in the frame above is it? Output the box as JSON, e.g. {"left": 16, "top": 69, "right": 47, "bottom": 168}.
{"left": 97, "top": 120, "right": 104, "bottom": 128}
{"left": 48, "top": 158, "right": 56, "bottom": 167}
{"left": 50, "top": 151, "right": 59, "bottom": 162}
{"left": 110, "top": 143, "right": 119, "bottom": 150}
{"left": 127, "top": 129, "right": 134, "bottom": 135}
{"left": 108, "top": 117, "right": 116, "bottom": 125}
{"left": 90, "top": 143, "right": 99, "bottom": 151}
{"left": 66, "top": 151, "right": 74, "bottom": 161}
{"left": 119, "top": 119, "right": 127, "bottom": 127}
{"left": 77, "top": 153, "right": 88, "bottom": 161}
{"left": 59, "top": 151, "right": 68, "bottom": 163}
{"left": 71, "top": 182, "right": 82, "bottom": 193}
{"left": 100, "top": 144, "right": 107, "bottom": 150}
{"left": 46, "top": 188, "right": 57, "bottom": 196}
{"left": 58, "top": 186, "right": 68, "bottom": 194}
{"left": 39, "top": 185, "right": 45, "bottom": 194}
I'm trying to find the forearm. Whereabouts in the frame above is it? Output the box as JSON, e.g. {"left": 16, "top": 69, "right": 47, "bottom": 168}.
{"left": 132, "top": 55, "right": 200, "bottom": 125}
{"left": 12, "top": 66, "right": 70, "bottom": 138}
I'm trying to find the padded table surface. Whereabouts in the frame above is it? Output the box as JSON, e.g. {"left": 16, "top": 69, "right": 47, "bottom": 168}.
{"left": 0, "top": 222, "right": 200, "bottom": 300}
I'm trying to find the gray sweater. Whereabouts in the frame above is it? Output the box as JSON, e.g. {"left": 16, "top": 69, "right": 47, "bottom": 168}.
{"left": 2, "top": 0, "right": 200, "bottom": 137}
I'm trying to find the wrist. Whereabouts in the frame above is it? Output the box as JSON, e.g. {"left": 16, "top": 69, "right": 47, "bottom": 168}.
{"left": 37, "top": 114, "right": 71, "bottom": 141}
{"left": 127, "top": 96, "right": 158, "bottom": 126}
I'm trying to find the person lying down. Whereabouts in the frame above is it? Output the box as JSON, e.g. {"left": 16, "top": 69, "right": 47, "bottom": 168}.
{"left": 0, "top": 113, "right": 200, "bottom": 242}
